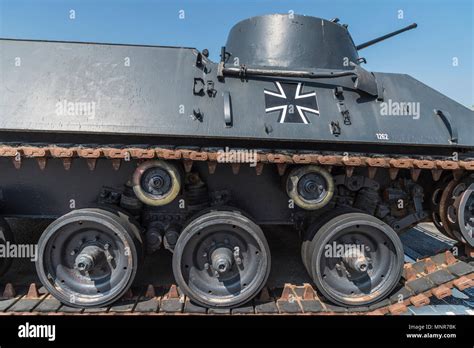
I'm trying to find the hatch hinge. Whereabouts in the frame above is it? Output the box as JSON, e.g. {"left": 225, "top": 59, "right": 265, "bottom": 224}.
{"left": 334, "top": 87, "right": 351, "bottom": 125}
{"left": 191, "top": 108, "right": 203, "bottom": 122}
{"left": 196, "top": 52, "right": 203, "bottom": 68}
{"left": 206, "top": 81, "right": 217, "bottom": 97}
{"left": 338, "top": 103, "right": 351, "bottom": 125}
{"left": 193, "top": 78, "right": 205, "bottom": 96}
{"left": 195, "top": 49, "right": 211, "bottom": 73}
{"left": 330, "top": 121, "right": 341, "bottom": 136}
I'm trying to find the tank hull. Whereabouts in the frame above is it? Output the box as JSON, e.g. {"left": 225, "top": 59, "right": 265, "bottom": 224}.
{"left": 1, "top": 38, "right": 473, "bottom": 152}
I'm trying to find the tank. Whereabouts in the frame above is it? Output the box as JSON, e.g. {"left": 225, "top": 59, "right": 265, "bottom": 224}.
{"left": 0, "top": 14, "right": 472, "bottom": 309}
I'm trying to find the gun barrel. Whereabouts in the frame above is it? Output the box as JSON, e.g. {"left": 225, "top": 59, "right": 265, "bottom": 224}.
{"left": 356, "top": 23, "right": 417, "bottom": 50}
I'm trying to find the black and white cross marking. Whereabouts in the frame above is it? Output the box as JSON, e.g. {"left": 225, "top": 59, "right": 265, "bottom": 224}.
{"left": 264, "top": 82, "right": 319, "bottom": 124}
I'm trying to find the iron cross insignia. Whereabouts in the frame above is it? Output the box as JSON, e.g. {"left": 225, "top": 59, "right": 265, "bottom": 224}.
{"left": 264, "top": 82, "right": 319, "bottom": 124}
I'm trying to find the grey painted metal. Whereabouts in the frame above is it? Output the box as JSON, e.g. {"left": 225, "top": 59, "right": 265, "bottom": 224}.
{"left": 0, "top": 158, "right": 292, "bottom": 220}
{"left": 0, "top": 14, "right": 472, "bottom": 150}
{"left": 225, "top": 15, "right": 359, "bottom": 69}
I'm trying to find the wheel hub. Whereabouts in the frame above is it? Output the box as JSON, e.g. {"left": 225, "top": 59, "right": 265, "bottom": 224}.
{"left": 74, "top": 245, "right": 107, "bottom": 272}
{"left": 141, "top": 168, "right": 172, "bottom": 196}
{"left": 211, "top": 247, "right": 234, "bottom": 274}
{"left": 342, "top": 248, "right": 369, "bottom": 273}
{"left": 298, "top": 173, "right": 327, "bottom": 201}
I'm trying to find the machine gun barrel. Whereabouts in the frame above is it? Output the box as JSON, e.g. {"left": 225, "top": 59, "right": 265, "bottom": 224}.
{"left": 356, "top": 23, "right": 417, "bottom": 50}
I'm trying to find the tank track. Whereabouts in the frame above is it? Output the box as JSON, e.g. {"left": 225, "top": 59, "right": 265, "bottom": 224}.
{"left": 0, "top": 250, "right": 472, "bottom": 315}
{"left": 0, "top": 144, "right": 473, "bottom": 177}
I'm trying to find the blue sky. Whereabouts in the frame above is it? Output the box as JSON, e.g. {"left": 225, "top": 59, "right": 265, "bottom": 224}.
{"left": 0, "top": 0, "right": 472, "bottom": 107}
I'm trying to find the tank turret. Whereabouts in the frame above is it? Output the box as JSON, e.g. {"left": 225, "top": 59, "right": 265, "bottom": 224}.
{"left": 225, "top": 14, "right": 359, "bottom": 69}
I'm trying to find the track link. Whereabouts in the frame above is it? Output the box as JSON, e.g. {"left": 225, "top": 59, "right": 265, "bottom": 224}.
{"left": 0, "top": 145, "right": 473, "bottom": 179}
{"left": 0, "top": 251, "right": 472, "bottom": 315}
